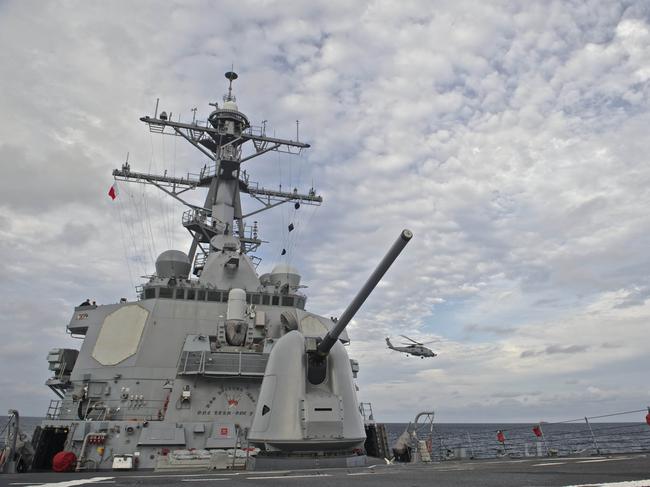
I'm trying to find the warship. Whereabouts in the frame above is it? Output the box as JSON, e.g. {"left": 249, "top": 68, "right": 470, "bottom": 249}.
{"left": 5, "top": 72, "right": 411, "bottom": 473}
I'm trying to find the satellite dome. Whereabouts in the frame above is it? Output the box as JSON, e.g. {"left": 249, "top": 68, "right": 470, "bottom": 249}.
{"left": 155, "top": 250, "right": 191, "bottom": 278}
{"left": 271, "top": 264, "right": 299, "bottom": 275}
{"left": 269, "top": 264, "right": 301, "bottom": 289}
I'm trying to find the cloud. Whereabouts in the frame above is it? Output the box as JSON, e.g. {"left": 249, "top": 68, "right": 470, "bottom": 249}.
{"left": 464, "top": 323, "right": 517, "bottom": 336}
{"left": 1, "top": 0, "right": 650, "bottom": 422}
{"left": 521, "top": 344, "right": 590, "bottom": 358}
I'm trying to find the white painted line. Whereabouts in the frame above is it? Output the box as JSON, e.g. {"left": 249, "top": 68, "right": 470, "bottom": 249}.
{"left": 577, "top": 457, "right": 633, "bottom": 464}
{"left": 562, "top": 480, "right": 650, "bottom": 487}
{"left": 348, "top": 472, "right": 372, "bottom": 476}
{"left": 127, "top": 472, "right": 244, "bottom": 478}
{"left": 433, "top": 468, "right": 476, "bottom": 472}
{"left": 247, "top": 474, "right": 332, "bottom": 480}
{"left": 181, "top": 479, "right": 229, "bottom": 482}
{"left": 532, "top": 462, "right": 567, "bottom": 466}
{"left": 18, "top": 478, "right": 114, "bottom": 487}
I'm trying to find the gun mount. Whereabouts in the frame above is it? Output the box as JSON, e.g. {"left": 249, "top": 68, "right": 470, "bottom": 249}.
{"left": 249, "top": 230, "right": 413, "bottom": 454}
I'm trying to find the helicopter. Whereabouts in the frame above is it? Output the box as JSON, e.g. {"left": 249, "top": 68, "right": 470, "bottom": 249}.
{"left": 386, "top": 335, "right": 438, "bottom": 359}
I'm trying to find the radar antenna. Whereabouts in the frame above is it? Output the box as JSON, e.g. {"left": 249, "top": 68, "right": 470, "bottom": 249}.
{"left": 112, "top": 72, "right": 322, "bottom": 275}
{"left": 224, "top": 70, "right": 238, "bottom": 102}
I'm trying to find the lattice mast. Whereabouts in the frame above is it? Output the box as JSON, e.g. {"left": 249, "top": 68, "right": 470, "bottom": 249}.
{"left": 113, "top": 72, "right": 322, "bottom": 275}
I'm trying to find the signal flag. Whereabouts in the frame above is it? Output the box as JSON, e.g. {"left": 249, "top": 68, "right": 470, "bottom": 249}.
{"left": 108, "top": 182, "right": 119, "bottom": 200}
{"left": 497, "top": 430, "right": 505, "bottom": 443}
{"left": 532, "top": 425, "right": 543, "bottom": 437}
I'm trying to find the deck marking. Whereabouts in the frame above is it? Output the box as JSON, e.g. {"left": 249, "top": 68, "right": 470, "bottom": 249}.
{"left": 181, "top": 479, "right": 229, "bottom": 482}
{"left": 348, "top": 472, "right": 372, "bottom": 476}
{"left": 127, "top": 472, "right": 247, "bottom": 478}
{"left": 18, "top": 478, "right": 114, "bottom": 487}
{"left": 247, "top": 474, "right": 332, "bottom": 480}
{"left": 577, "top": 457, "right": 633, "bottom": 463}
{"left": 532, "top": 462, "right": 567, "bottom": 466}
{"left": 562, "top": 480, "right": 650, "bottom": 487}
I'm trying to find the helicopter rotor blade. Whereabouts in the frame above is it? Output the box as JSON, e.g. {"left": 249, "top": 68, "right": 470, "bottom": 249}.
{"left": 399, "top": 335, "right": 421, "bottom": 345}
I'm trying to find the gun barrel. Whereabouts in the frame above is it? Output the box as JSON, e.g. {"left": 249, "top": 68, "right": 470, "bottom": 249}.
{"left": 317, "top": 229, "right": 413, "bottom": 355}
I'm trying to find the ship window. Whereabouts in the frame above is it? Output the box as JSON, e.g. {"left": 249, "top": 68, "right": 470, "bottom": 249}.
{"left": 144, "top": 288, "right": 156, "bottom": 299}
{"left": 187, "top": 289, "right": 196, "bottom": 301}
{"left": 207, "top": 291, "right": 220, "bottom": 302}
{"left": 282, "top": 296, "right": 294, "bottom": 307}
{"left": 174, "top": 289, "right": 184, "bottom": 299}
{"left": 296, "top": 297, "right": 305, "bottom": 309}
{"left": 252, "top": 294, "right": 261, "bottom": 305}
{"left": 262, "top": 295, "right": 270, "bottom": 305}
{"left": 159, "top": 288, "right": 173, "bottom": 299}
{"left": 272, "top": 296, "right": 279, "bottom": 306}
{"left": 220, "top": 292, "right": 229, "bottom": 303}
{"left": 197, "top": 290, "right": 206, "bottom": 301}
{"left": 246, "top": 294, "right": 252, "bottom": 304}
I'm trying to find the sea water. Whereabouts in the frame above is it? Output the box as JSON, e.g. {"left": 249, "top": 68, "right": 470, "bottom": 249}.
{"left": 384, "top": 422, "right": 650, "bottom": 459}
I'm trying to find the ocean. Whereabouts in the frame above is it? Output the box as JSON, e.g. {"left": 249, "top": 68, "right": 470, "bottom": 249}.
{"left": 3, "top": 417, "right": 649, "bottom": 460}
{"left": 383, "top": 421, "right": 650, "bottom": 459}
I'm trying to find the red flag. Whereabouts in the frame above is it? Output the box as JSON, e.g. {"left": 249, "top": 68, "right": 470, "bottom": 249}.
{"left": 497, "top": 430, "right": 505, "bottom": 443}
{"left": 108, "top": 183, "right": 118, "bottom": 200}
{"left": 532, "top": 425, "right": 542, "bottom": 437}
{"left": 645, "top": 412, "right": 650, "bottom": 427}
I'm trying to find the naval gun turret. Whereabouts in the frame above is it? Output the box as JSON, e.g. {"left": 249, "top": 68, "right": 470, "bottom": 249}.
{"left": 248, "top": 229, "right": 412, "bottom": 454}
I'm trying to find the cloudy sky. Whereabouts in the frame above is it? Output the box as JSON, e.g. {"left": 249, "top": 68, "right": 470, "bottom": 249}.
{"left": 1, "top": 0, "right": 649, "bottom": 424}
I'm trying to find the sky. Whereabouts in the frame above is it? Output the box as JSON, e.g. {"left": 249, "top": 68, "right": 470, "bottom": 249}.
{"left": 1, "top": 0, "right": 649, "bottom": 424}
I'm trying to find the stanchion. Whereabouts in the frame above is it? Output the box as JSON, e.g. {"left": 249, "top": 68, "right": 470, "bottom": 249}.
{"left": 584, "top": 417, "right": 601, "bottom": 455}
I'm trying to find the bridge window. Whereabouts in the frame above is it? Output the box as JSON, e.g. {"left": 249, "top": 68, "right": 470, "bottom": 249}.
{"left": 187, "top": 289, "right": 196, "bottom": 301}
{"left": 281, "top": 296, "right": 294, "bottom": 307}
{"left": 197, "top": 290, "right": 206, "bottom": 301}
{"left": 159, "top": 288, "right": 173, "bottom": 299}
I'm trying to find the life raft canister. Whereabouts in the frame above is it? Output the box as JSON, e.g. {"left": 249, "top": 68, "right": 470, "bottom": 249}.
{"left": 52, "top": 451, "right": 77, "bottom": 472}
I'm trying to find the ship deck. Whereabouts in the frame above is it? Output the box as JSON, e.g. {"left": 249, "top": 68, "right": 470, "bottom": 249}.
{"left": 1, "top": 453, "right": 649, "bottom": 487}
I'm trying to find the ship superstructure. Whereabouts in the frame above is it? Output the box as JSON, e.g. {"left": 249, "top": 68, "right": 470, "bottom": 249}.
{"left": 28, "top": 72, "right": 410, "bottom": 472}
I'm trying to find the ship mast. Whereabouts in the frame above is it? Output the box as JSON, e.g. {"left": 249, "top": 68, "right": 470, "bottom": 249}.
{"left": 113, "top": 72, "right": 322, "bottom": 275}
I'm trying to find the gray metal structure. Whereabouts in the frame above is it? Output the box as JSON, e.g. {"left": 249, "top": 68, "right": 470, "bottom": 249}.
{"left": 27, "top": 72, "right": 412, "bottom": 471}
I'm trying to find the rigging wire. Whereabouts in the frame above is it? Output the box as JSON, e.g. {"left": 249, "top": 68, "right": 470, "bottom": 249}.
{"left": 119, "top": 187, "right": 149, "bottom": 277}
{"left": 114, "top": 184, "right": 136, "bottom": 292}
{"left": 149, "top": 131, "right": 169, "bottom": 252}
{"left": 276, "top": 148, "right": 287, "bottom": 259}
{"left": 284, "top": 150, "right": 311, "bottom": 267}
{"left": 135, "top": 188, "right": 157, "bottom": 270}
{"left": 171, "top": 118, "right": 179, "bottom": 249}
{"left": 157, "top": 131, "right": 172, "bottom": 249}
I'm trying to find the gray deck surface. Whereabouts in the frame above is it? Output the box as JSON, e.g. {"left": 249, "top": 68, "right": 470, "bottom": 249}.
{"left": 1, "top": 454, "right": 649, "bottom": 487}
